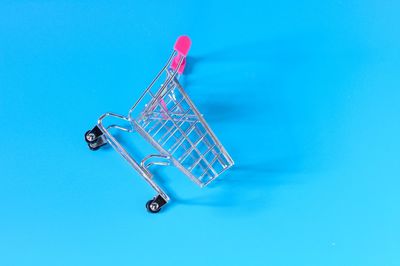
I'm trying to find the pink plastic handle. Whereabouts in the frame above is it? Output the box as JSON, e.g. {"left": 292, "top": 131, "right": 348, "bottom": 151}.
{"left": 174, "top": 36, "right": 191, "bottom": 56}
{"left": 171, "top": 36, "right": 191, "bottom": 74}
{"left": 171, "top": 56, "right": 186, "bottom": 74}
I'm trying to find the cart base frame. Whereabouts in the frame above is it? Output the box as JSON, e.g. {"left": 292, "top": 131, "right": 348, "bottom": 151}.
{"left": 85, "top": 112, "right": 170, "bottom": 213}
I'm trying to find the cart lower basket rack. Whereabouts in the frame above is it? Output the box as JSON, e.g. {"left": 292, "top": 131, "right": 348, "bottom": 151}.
{"left": 84, "top": 36, "right": 234, "bottom": 213}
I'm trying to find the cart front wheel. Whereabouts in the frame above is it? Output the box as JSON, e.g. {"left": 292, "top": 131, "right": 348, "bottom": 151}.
{"left": 85, "top": 130, "right": 96, "bottom": 143}
{"left": 146, "top": 199, "right": 161, "bottom": 213}
{"left": 85, "top": 128, "right": 107, "bottom": 151}
{"left": 88, "top": 142, "right": 102, "bottom": 151}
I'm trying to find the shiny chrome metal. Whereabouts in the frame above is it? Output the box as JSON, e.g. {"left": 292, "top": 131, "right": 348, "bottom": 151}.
{"left": 86, "top": 133, "right": 96, "bottom": 142}
{"left": 141, "top": 154, "right": 170, "bottom": 168}
{"left": 88, "top": 42, "right": 234, "bottom": 208}
{"left": 149, "top": 202, "right": 159, "bottom": 211}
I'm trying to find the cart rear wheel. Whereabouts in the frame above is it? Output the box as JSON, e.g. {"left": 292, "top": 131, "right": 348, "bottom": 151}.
{"left": 88, "top": 142, "right": 102, "bottom": 151}
{"left": 146, "top": 199, "right": 161, "bottom": 213}
{"left": 85, "top": 130, "right": 96, "bottom": 143}
{"left": 85, "top": 128, "right": 107, "bottom": 151}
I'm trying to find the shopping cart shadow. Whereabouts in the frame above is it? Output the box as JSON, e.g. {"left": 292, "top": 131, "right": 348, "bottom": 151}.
{"left": 171, "top": 158, "right": 304, "bottom": 212}
{"left": 99, "top": 37, "right": 316, "bottom": 213}
{"left": 162, "top": 39, "right": 312, "bottom": 212}
{"left": 197, "top": 98, "right": 247, "bottom": 124}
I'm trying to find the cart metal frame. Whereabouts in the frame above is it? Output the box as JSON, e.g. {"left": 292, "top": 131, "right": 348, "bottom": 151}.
{"left": 85, "top": 36, "right": 234, "bottom": 213}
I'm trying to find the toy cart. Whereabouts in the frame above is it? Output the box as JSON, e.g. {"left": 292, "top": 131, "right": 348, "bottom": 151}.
{"left": 84, "top": 36, "right": 234, "bottom": 213}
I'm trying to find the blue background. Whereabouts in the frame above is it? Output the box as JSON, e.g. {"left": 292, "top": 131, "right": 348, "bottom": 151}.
{"left": 1, "top": 1, "right": 399, "bottom": 265}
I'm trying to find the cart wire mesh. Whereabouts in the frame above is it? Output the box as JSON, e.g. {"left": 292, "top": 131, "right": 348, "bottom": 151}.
{"left": 131, "top": 71, "right": 233, "bottom": 186}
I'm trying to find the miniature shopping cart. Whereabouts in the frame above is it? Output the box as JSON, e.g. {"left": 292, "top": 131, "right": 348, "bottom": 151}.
{"left": 84, "top": 36, "right": 234, "bottom": 213}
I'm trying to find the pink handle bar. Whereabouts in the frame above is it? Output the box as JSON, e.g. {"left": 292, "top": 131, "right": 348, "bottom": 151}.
{"left": 174, "top": 35, "right": 191, "bottom": 56}
{"left": 170, "top": 36, "right": 191, "bottom": 74}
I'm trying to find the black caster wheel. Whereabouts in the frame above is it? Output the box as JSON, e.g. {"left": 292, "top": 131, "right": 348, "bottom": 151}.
{"left": 88, "top": 142, "right": 102, "bottom": 151}
{"left": 85, "top": 127, "right": 106, "bottom": 151}
{"left": 146, "top": 199, "right": 162, "bottom": 213}
{"left": 85, "top": 130, "right": 96, "bottom": 143}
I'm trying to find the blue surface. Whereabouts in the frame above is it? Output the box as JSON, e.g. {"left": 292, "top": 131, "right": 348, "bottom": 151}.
{"left": 1, "top": 1, "right": 399, "bottom": 265}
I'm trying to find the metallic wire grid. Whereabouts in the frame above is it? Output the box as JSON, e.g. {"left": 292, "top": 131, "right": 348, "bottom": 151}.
{"left": 89, "top": 37, "right": 234, "bottom": 211}
{"left": 131, "top": 70, "right": 233, "bottom": 186}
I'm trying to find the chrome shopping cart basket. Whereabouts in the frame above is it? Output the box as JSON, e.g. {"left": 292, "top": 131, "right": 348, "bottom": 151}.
{"left": 84, "top": 36, "right": 234, "bottom": 213}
